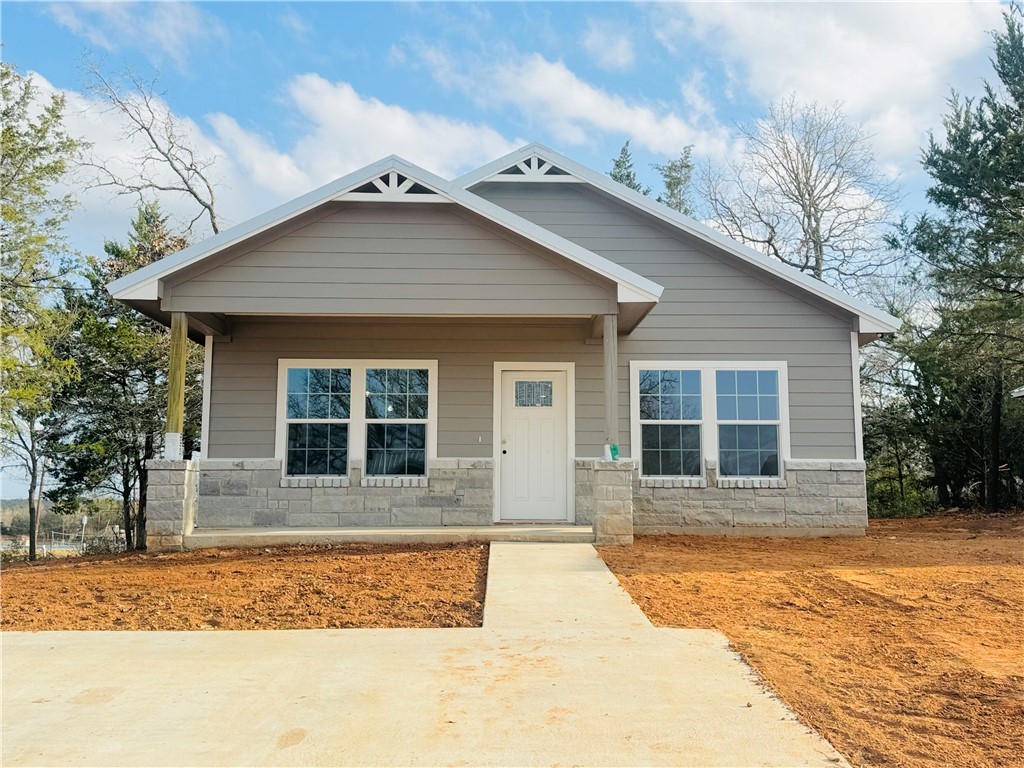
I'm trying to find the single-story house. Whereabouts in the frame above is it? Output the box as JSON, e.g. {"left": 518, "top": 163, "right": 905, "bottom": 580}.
{"left": 108, "top": 144, "right": 901, "bottom": 550}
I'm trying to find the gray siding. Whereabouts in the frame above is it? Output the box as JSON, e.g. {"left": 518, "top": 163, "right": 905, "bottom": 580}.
{"left": 208, "top": 319, "right": 605, "bottom": 459}
{"left": 472, "top": 182, "right": 858, "bottom": 459}
{"left": 165, "top": 203, "right": 613, "bottom": 315}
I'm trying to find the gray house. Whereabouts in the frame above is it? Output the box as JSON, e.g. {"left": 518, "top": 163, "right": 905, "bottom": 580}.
{"left": 108, "top": 144, "right": 900, "bottom": 550}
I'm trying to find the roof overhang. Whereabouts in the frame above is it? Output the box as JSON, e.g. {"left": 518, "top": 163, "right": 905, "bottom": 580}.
{"left": 457, "top": 143, "right": 902, "bottom": 340}
{"left": 108, "top": 155, "right": 663, "bottom": 332}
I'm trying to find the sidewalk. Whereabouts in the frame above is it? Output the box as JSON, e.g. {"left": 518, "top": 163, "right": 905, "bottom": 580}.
{"left": 1, "top": 543, "right": 849, "bottom": 767}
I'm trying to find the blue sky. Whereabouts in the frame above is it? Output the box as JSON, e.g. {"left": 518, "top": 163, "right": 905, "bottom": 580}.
{"left": 0, "top": 0, "right": 1008, "bottom": 496}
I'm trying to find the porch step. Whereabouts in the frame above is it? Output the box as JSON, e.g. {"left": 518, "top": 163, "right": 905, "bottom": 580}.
{"left": 183, "top": 525, "right": 595, "bottom": 549}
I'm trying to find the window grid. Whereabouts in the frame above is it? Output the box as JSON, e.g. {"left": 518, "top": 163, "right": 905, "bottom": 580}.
{"left": 284, "top": 367, "right": 351, "bottom": 477}
{"left": 364, "top": 368, "right": 430, "bottom": 477}
{"left": 715, "top": 369, "right": 781, "bottom": 478}
{"left": 637, "top": 369, "right": 703, "bottom": 478}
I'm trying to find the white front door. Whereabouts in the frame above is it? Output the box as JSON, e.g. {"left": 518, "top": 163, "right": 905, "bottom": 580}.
{"left": 498, "top": 370, "right": 568, "bottom": 521}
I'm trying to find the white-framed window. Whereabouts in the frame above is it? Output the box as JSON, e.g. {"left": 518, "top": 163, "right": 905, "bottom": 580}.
{"left": 630, "top": 361, "right": 790, "bottom": 479}
{"left": 276, "top": 359, "right": 438, "bottom": 478}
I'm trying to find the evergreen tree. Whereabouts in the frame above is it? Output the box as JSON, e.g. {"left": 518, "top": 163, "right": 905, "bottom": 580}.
{"left": 653, "top": 146, "right": 695, "bottom": 215}
{"left": 609, "top": 141, "right": 650, "bottom": 195}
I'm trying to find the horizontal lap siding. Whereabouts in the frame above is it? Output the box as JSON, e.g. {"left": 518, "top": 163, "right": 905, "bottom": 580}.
{"left": 473, "top": 182, "right": 858, "bottom": 459}
{"left": 208, "top": 320, "right": 603, "bottom": 459}
{"left": 166, "top": 204, "right": 612, "bottom": 316}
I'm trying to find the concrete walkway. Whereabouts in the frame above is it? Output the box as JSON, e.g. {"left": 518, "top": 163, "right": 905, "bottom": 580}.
{"left": 2, "top": 543, "right": 848, "bottom": 767}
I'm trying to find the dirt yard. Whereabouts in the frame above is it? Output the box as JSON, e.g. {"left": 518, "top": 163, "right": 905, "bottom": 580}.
{"left": 602, "top": 515, "right": 1024, "bottom": 768}
{"left": 1, "top": 542, "right": 487, "bottom": 630}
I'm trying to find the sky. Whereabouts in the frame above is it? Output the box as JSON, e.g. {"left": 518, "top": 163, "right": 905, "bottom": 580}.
{"left": 1, "top": 0, "right": 1009, "bottom": 496}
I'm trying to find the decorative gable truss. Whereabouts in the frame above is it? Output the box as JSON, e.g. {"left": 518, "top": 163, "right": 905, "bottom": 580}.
{"left": 487, "top": 155, "right": 584, "bottom": 183}
{"left": 340, "top": 170, "right": 451, "bottom": 202}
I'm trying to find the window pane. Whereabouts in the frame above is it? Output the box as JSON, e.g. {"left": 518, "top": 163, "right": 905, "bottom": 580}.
{"left": 408, "top": 394, "right": 428, "bottom": 419}
{"left": 287, "top": 451, "right": 306, "bottom": 476}
{"left": 759, "top": 425, "right": 778, "bottom": 450}
{"left": 716, "top": 370, "right": 736, "bottom": 394}
{"left": 660, "top": 369, "right": 681, "bottom": 394}
{"left": 681, "top": 395, "right": 702, "bottom": 420}
{"left": 386, "top": 423, "right": 408, "bottom": 449}
{"left": 641, "top": 424, "right": 700, "bottom": 477}
{"left": 719, "top": 425, "right": 778, "bottom": 477}
{"left": 288, "top": 423, "right": 306, "bottom": 450}
{"left": 759, "top": 396, "right": 778, "bottom": 421}
{"left": 515, "top": 380, "right": 553, "bottom": 407}
{"left": 286, "top": 423, "right": 348, "bottom": 476}
{"left": 409, "top": 369, "right": 429, "bottom": 394}
{"left": 387, "top": 394, "right": 408, "bottom": 419}
{"left": 639, "top": 370, "right": 660, "bottom": 395}
{"left": 659, "top": 395, "right": 681, "bottom": 420}
{"left": 736, "top": 425, "right": 760, "bottom": 450}
{"left": 309, "top": 369, "right": 332, "bottom": 393}
{"left": 758, "top": 370, "right": 778, "bottom": 395}
{"left": 737, "top": 395, "right": 759, "bottom": 420}
{"left": 641, "top": 424, "right": 660, "bottom": 450}
{"left": 366, "top": 395, "right": 386, "bottom": 419}
{"left": 736, "top": 370, "right": 758, "bottom": 395}
{"left": 407, "top": 451, "right": 425, "bottom": 476}
{"left": 307, "top": 423, "right": 329, "bottom": 449}
{"left": 306, "top": 450, "right": 328, "bottom": 475}
{"left": 681, "top": 451, "right": 701, "bottom": 476}
{"left": 366, "top": 368, "right": 430, "bottom": 420}
{"left": 642, "top": 450, "right": 661, "bottom": 476}
{"left": 308, "top": 393, "right": 330, "bottom": 419}
{"left": 660, "top": 424, "right": 681, "bottom": 449}
{"left": 681, "top": 370, "right": 701, "bottom": 395}
{"left": 640, "top": 395, "right": 660, "bottom": 420}
{"left": 717, "top": 395, "right": 737, "bottom": 421}
{"left": 408, "top": 424, "right": 426, "bottom": 449}
{"left": 365, "top": 422, "right": 427, "bottom": 476}
{"left": 366, "top": 368, "right": 387, "bottom": 394}
{"left": 330, "top": 394, "right": 350, "bottom": 419}
{"left": 287, "top": 394, "right": 306, "bottom": 419}
{"left": 331, "top": 369, "right": 351, "bottom": 393}
{"left": 287, "top": 368, "right": 308, "bottom": 394}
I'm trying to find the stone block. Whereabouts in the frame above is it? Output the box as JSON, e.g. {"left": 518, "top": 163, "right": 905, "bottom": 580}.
{"left": 593, "top": 459, "right": 637, "bottom": 471}
{"left": 680, "top": 509, "right": 733, "bottom": 527}
{"left": 426, "top": 478, "right": 458, "bottom": 495}
{"left": 796, "top": 470, "right": 837, "bottom": 485}
{"left": 220, "top": 474, "right": 253, "bottom": 496}
{"left": 442, "top": 508, "right": 491, "bottom": 526}
{"left": 338, "top": 513, "right": 390, "bottom": 527}
{"left": 267, "top": 487, "right": 311, "bottom": 501}
{"left": 461, "top": 489, "right": 493, "bottom": 507}
{"left": 784, "top": 459, "right": 832, "bottom": 470}
{"left": 147, "top": 534, "right": 183, "bottom": 552}
{"left": 311, "top": 495, "right": 365, "bottom": 514}
{"left": 287, "top": 500, "right": 311, "bottom": 514}
{"left": 428, "top": 459, "right": 460, "bottom": 469}
{"left": 417, "top": 495, "right": 459, "bottom": 508}
{"left": 146, "top": 519, "right": 180, "bottom": 535}
{"left": 458, "top": 459, "right": 494, "bottom": 469}
{"left": 830, "top": 460, "right": 866, "bottom": 471}
{"left": 595, "top": 485, "right": 633, "bottom": 501}
{"left": 837, "top": 497, "right": 869, "bottom": 513}
{"left": 459, "top": 475, "right": 493, "bottom": 489}
{"left": 199, "top": 508, "right": 254, "bottom": 527}
{"left": 364, "top": 496, "right": 391, "bottom": 514}
{"left": 754, "top": 495, "right": 787, "bottom": 511}
{"left": 593, "top": 499, "right": 626, "bottom": 517}
{"left": 794, "top": 483, "right": 831, "bottom": 498}
{"left": 734, "top": 508, "right": 786, "bottom": 527}
{"left": 252, "top": 470, "right": 282, "bottom": 489}
{"left": 834, "top": 471, "right": 866, "bottom": 484}
{"left": 693, "top": 487, "right": 736, "bottom": 501}
{"left": 201, "top": 496, "right": 267, "bottom": 511}
{"left": 785, "top": 497, "right": 837, "bottom": 515}
{"left": 149, "top": 484, "right": 183, "bottom": 500}
{"left": 595, "top": 534, "right": 633, "bottom": 546}
{"left": 287, "top": 513, "right": 339, "bottom": 527}
{"left": 147, "top": 470, "right": 171, "bottom": 486}
{"left": 828, "top": 483, "right": 867, "bottom": 498}
{"left": 147, "top": 499, "right": 184, "bottom": 520}
{"left": 253, "top": 510, "right": 287, "bottom": 527}
{"left": 786, "top": 514, "right": 823, "bottom": 527}
{"left": 821, "top": 513, "right": 869, "bottom": 528}
{"left": 391, "top": 507, "right": 443, "bottom": 526}
{"left": 595, "top": 514, "right": 633, "bottom": 537}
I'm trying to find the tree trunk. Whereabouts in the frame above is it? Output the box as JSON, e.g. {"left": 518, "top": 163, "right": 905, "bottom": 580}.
{"left": 987, "top": 370, "right": 1002, "bottom": 513}
{"left": 27, "top": 466, "right": 38, "bottom": 562}
{"left": 934, "top": 462, "right": 951, "bottom": 507}
{"left": 137, "top": 435, "right": 155, "bottom": 551}
{"left": 121, "top": 482, "right": 134, "bottom": 551}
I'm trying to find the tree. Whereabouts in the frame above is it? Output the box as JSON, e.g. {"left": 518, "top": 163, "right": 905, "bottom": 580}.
{"left": 83, "top": 64, "right": 220, "bottom": 236}
{"left": 908, "top": 7, "right": 1024, "bottom": 512}
{"left": 48, "top": 203, "right": 202, "bottom": 550}
{"left": 1, "top": 62, "right": 83, "bottom": 560}
{"left": 609, "top": 140, "right": 650, "bottom": 195}
{"left": 696, "top": 95, "right": 901, "bottom": 287}
{"left": 653, "top": 146, "right": 694, "bottom": 215}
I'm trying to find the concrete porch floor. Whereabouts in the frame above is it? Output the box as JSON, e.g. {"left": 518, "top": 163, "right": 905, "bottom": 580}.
{"left": 184, "top": 524, "right": 595, "bottom": 549}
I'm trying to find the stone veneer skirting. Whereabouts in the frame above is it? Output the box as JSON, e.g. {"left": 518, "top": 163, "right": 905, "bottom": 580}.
{"left": 145, "top": 455, "right": 867, "bottom": 551}
{"left": 196, "top": 458, "right": 495, "bottom": 528}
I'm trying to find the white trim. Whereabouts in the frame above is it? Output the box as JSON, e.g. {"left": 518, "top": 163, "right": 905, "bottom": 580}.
{"left": 851, "top": 331, "right": 864, "bottom": 461}
{"left": 106, "top": 155, "right": 663, "bottom": 311}
{"left": 457, "top": 144, "right": 901, "bottom": 335}
{"left": 492, "top": 362, "right": 576, "bottom": 524}
{"left": 275, "top": 359, "right": 438, "bottom": 479}
{"left": 200, "top": 335, "right": 212, "bottom": 459}
{"left": 629, "top": 360, "right": 791, "bottom": 480}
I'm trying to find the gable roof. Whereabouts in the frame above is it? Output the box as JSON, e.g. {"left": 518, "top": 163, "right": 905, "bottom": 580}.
{"left": 107, "top": 156, "right": 663, "bottom": 322}
{"left": 456, "top": 143, "right": 902, "bottom": 335}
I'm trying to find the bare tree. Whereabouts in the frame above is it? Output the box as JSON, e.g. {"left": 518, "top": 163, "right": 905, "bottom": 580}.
{"left": 696, "top": 95, "right": 901, "bottom": 288}
{"left": 83, "top": 64, "right": 220, "bottom": 235}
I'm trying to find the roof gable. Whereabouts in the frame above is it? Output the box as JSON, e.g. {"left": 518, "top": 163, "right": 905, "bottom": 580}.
{"left": 107, "top": 156, "right": 664, "bottom": 323}
{"left": 456, "top": 144, "right": 901, "bottom": 335}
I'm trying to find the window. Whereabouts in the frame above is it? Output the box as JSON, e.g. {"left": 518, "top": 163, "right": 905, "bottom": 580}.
{"left": 365, "top": 368, "right": 429, "bottom": 476}
{"left": 284, "top": 368, "right": 350, "bottom": 476}
{"left": 716, "top": 370, "right": 780, "bottom": 477}
{"left": 630, "top": 362, "right": 788, "bottom": 480}
{"left": 277, "top": 360, "right": 437, "bottom": 479}
{"left": 637, "top": 369, "right": 702, "bottom": 476}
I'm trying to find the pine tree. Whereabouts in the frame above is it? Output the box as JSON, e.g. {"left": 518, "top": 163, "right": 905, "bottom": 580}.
{"left": 609, "top": 141, "right": 650, "bottom": 195}
{"left": 653, "top": 146, "right": 695, "bottom": 215}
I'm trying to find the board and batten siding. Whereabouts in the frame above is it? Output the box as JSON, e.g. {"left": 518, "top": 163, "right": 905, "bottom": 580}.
{"left": 164, "top": 203, "right": 614, "bottom": 316}
{"left": 207, "top": 319, "right": 606, "bottom": 460}
{"left": 471, "top": 182, "right": 859, "bottom": 459}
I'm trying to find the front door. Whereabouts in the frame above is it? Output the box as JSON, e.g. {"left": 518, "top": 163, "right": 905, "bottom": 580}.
{"left": 498, "top": 370, "right": 568, "bottom": 521}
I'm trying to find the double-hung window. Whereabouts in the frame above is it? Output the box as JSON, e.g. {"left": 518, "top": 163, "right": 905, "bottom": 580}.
{"left": 631, "top": 362, "right": 788, "bottom": 481}
{"left": 716, "top": 370, "right": 780, "bottom": 477}
{"left": 277, "top": 360, "right": 436, "bottom": 479}
{"left": 637, "top": 369, "right": 702, "bottom": 477}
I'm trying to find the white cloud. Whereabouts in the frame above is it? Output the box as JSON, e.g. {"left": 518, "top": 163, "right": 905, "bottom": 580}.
{"left": 46, "top": 2, "right": 225, "bottom": 70}
{"left": 582, "top": 18, "right": 635, "bottom": 71}
{"left": 278, "top": 7, "right": 311, "bottom": 43}
{"left": 652, "top": 1, "right": 1003, "bottom": 163}
{"left": 418, "top": 45, "right": 733, "bottom": 159}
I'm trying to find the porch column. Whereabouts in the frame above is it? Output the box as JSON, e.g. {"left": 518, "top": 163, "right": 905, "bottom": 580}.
{"left": 164, "top": 311, "right": 188, "bottom": 460}
{"left": 603, "top": 313, "right": 619, "bottom": 455}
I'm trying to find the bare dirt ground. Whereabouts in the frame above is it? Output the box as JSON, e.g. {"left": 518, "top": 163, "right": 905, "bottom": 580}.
{"left": 601, "top": 515, "right": 1024, "bottom": 768}
{"left": 1, "top": 543, "right": 488, "bottom": 630}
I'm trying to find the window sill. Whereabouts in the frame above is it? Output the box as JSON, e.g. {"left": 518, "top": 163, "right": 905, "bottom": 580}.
{"left": 361, "top": 476, "right": 428, "bottom": 488}
{"left": 639, "top": 477, "right": 707, "bottom": 488}
{"left": 280, "top": 476, "right": 351, "bottom": 488}
{"left": 718, "top": 477, "right": 786, "bottom": 489}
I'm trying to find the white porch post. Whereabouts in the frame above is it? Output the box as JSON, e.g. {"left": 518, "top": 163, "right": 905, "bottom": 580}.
{"left": 164, "top": 312, "right": 188, "bottom": 460}
{"left": 603, "top": 313, "right": 619, "bottom": 456}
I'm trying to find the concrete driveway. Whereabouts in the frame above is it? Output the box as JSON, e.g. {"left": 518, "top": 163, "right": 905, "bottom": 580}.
{"left": 2, "top": 543, "right": 848, "bottom": 767}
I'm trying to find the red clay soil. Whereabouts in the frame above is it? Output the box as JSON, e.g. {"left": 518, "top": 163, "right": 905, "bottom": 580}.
{"left": 601, "top": 515, "right": 1024, "bottom": 768}
{"left": 1, "top": 542, "right": 488, "bottom": 630}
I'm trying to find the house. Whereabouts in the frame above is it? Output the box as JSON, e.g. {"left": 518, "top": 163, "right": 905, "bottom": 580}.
{"left": 108, "top": 144, "right": 901, "bottom": 550}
